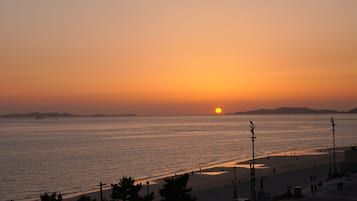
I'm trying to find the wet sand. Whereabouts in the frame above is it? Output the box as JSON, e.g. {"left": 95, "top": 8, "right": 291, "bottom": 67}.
{"left": 64, "top": 148, "right": 353, "bottom": 201}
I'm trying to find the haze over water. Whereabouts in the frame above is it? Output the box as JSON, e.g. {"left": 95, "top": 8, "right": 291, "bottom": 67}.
{"left": 1, "top": 114, "right": 356, "bottom": 201}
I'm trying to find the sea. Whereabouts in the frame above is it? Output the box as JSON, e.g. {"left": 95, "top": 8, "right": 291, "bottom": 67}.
{"left": 0, "top": 114, "right": 356, "bottom": 201}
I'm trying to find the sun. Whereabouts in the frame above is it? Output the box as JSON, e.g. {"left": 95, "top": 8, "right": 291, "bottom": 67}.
{"left": 215, "top": 107, "right": 223, "bottom": 114}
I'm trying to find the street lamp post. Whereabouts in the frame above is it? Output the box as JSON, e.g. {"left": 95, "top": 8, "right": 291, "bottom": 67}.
{"left": 328, "top": 148, "right": 332, "bottom": 179}
{"left": 330, "top": 117, "right": 337, "bottom": 177}
{"left": 146, "top": 181, "right": 150, "bottom": 197}
{"left": 233, "top": 166, "right": 238, "bottom": 200}
{"left": 249, "top": 121, "right": 256, "bottom": 201}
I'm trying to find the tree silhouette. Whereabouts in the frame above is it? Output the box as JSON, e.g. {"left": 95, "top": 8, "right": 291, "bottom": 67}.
{"left": 159, "top": 174, "right": 196, "bottom": 201}
{"left": 40, "top": 192, "right": 62, "bottom": 201}
{"left": 111, "top": 177, "right": 154, "bottom": 201}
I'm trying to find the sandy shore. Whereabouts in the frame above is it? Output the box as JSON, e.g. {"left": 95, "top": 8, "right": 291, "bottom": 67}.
{"left": 63, "top": 147, "right": 354, "bottom": 201}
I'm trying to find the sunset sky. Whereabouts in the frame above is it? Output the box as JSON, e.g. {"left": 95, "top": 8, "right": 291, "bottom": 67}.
{"left": 1, "top": 1, "right": 357, "bottom": 115}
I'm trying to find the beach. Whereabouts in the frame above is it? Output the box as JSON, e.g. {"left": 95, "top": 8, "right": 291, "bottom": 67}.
{"left": 63, "top": 147, "right": 355, "bottom": 201}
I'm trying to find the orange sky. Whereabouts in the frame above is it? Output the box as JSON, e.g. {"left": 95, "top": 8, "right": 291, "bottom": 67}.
{"left": 1, "top": 1, "right": 357, "bottom": 115}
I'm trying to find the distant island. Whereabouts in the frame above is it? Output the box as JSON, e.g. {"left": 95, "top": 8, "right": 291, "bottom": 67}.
{"left": 349, "top": 108, "right": 357, "bottom": 113}
{"left": 229, "top": 107, "right": 357, "bottom": 115}
{"left": 0, "top": 112, "right": 136, "bottom": 118}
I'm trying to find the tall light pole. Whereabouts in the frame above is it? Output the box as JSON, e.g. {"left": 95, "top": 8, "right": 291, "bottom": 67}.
{"left": 328, "top": 148, "right": 332, "bottom": 179}
{"left": 249, "top": 121, "right": 256, "bottom": 201}
{"left": 233, "top": 166, "right": 238, "bottom": 200}
{"left": 330, "top": 117, "right": 337, "bottom": 176}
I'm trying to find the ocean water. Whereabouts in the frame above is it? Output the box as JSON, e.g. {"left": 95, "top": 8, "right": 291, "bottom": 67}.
{"left": 0, "top": 114, "right": 356, "bottom": 201}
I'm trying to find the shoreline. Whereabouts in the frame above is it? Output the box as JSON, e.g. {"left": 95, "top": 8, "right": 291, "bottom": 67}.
{"left": 62, "top": 146, "right": 347, "bottom": 201}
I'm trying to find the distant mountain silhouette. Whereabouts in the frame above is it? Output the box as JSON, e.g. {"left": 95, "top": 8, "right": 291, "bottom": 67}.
{"left": 231, "top": 107, "right": 341, "bottom": 115}
{"left": 0, "top": 112, "right": 136, "bottom": 118}
{"left": 0, "top": 112, "right": 75, "bottom": 118}
{"left": 348, "top": 108, "right": 357, "bottom": 113}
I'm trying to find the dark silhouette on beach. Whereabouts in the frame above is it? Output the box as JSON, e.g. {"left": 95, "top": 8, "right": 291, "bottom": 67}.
{"left": 40, "top": 192, "right": 63, "bottom": 201}
{"left": 159, "top": 174, "right": 196, "bottom": 201}
{"left": 77, "top": 195, "right": 96, "bottom": 201}
{"left": 111, "top": 177, "right": 154, "bottom": 201}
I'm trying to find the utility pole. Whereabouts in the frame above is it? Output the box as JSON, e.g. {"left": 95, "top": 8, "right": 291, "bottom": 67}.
{"left": 330, "top": 117, "right": 337, "bottom": 177}
{"left": 249, "top": 121, "right": 256, "bottom": 201}
{"left": 328, "top": 148, "right": 332, "bottom": 179}
{"left": 233, "top": 166, "right": 238, "bottom": 200}
{"left": 97, "top": 181, "right": 106, "bottom": 201}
